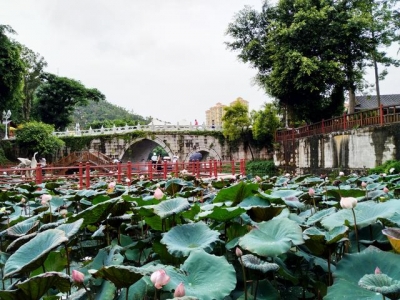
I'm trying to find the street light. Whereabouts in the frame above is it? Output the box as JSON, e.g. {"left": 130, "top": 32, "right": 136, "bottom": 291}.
{"left": 2, "top": 110, "right": 11, "bottom": 140}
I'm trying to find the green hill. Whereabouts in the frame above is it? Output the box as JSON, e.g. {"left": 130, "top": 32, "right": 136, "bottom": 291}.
{"left": 72, "top": 100, "right": 150, "bottom": 129}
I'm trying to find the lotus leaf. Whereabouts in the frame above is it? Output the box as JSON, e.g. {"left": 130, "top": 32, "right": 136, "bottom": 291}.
{"left": 213, "top": 182, "right": 259, "bottom": 205}
{"left": 321, "top": 200, "right": 400, "bottom": 230}
{"left": 164, "top": 250, "right": 236, "bottom": 300}
{"left": 240, "top": 254, "right": 279, "bottom": 272}
{"left": 4, "top": 229, "right": 68, "bottom": 278}
{"left": 57, "top": 218, "right": 84, "bottom": 239}
{"left": 6, "top": 217, "right": 39, "bottom": 237}
{"left": 239, "top": 218, "right": 304, "bottom": 257}
{"left": 359, "top": 273, "right": 400, "bottom": 299}
{"left": 93, "top": 265, "right": 145, "bottom": 289}
{"left": 6, "top": 232, "right": 37, "bottom": 252}
{"left": 326, "top": 246, "right": 400, "bottom": 299}
{"left": 154, "top": 197, "right": 190, "bottom": 218}
{"left": 160, "top": 222, "right": 220, "bottom": 256}
{"left": 198, "top": 206, "right": 246, "bottom": 222}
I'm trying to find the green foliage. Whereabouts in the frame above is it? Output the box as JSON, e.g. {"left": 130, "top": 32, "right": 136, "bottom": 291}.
{"left": 15, "top": 121, "right": 64, "bottom": 156}
{"left": 246, "top": 160, "right": 278, "bottom": 177}
{"left": 33, "top": 73, "right": 106, "bottom": 130}
{"left": 222, "top": 100, "right": 251, "bottom": 142}
{"left": 73, "top": 101, "right": 150, "bottom": 129}
{"left": 0, "top": 25, "right": 25, "bottom": 120}
{"left": 225, "top": 0, "right": 399, "bottom": 123}
{"left": 252, "top": 103, "right": 281, "bottom": 146}
{"left": 368, "top": 160, "right": 400, "bottom": 175}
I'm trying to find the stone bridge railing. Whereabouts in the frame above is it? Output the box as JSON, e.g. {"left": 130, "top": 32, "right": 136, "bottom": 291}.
{"left": 53, "top": 122, "right": 222, "bottom": 137}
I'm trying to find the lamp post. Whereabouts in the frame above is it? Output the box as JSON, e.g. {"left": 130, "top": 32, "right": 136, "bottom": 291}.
{"left": 2, "top": 110, "right": 11, "bottom": 140}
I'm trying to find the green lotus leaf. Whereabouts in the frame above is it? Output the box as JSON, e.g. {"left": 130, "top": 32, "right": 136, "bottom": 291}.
{"left": 269, "top": 189, "right": 303, "bottom": 199}
{"left": 306, "top": 207, "right": 336, "bottom": 225}
{"left": 326, "top": 188, "right": 365, "bottom": 200}
{"left": 93, "top": 265, "right": 145, "bottom": 289}
{"left": 164, "top": 250, "right": 236, "bottom": 300}
{"left": 19, "top": 271, "right": 70, "bottom": 299}
{"left": 67, "top": 198, "right": 118, "bottom": 227}
{"left": 92, "top": 194, "right": 111, "bottom": 205}
{"left": 154, "top": 198, "right": 190, "bottom": 219}
{"left": 6, "top": 218, "right": 39, "bottom": 237}
{"left": 160, "top": 222, "right": 220, "bottom": 256}
{"left": 275, "top": 177, "right": 290, "bottom": 186}
{"left": 198, "top": 206, "right": 246, "bottom": 222}
{"left": 56, "top": 218, "right": 83, "bottom": 240}
{"left": 321, "top": 200, "right": 400, "bottom": 230}
{"left": 213, "top": 182, "right": 259, "bottom": 205}
{"left": 359, "top": 273, "right": 400, "bottom": 298}
{"left": 4, "top": 229, "right": 68, "bottom": 278}
{"left": 303, "top": 226, "right": 348, "bottom": 256}
{"left": 326, "top": 246, "right": 400, "bottom": 299}
{"left": 238, "top": 196, "right": 270, "bottom": 207}
{"left": 6, "top": 232, "right": 37, "bottom": 252}
{"left": 366, "top": 183, "right": 384, "bottom": 191}
{"left": 240, "top": 254, "right": 280, "bottom": 273}
{"left": 246, "top": 205, "right": 286, "bottom": 223}
{"left": 283, "top": 196, "right": 305, "bottom": 209}
{"left": 239, "top": 218, "right": 304, "bottom": 257}
{"left": 165, "top": 178, "right": 188, "bottom": 195}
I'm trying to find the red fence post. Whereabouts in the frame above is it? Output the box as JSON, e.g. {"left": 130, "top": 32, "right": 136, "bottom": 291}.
{"left": 85, "top": 163, "right": 90, "bottom": 189}
{"left": 196, "top": 161, "right": 200, "bottom": 178}
{"left": 343, "top": 113, "right": 347, "bottom": 130}
{"left": 242, "top": 159, "right": 246, "bottom": 176}
{"left": 321, "top": 119, "right": 325, "bottom": 134}
{"left": 209, "top": 160, "right": 213, "bottom": 178}
{"left": 79, "top": 162, "right": 83, "bottom": 190}
{"left": 231, "top": 160, "right": 235, "bottom": 175}
{"left": 35, "top": 166, "right": 42, "bottom": 185}
{"left": 163, "top": 161, "right": 167, "bottom": 179}
{"left": 148, "top": 162, "right": 153, "bottom": 180}
{"left": 127, "top": 161, "right": 132, "bottom": 183}
{"left": 213, "top": 160, "right": 218, "bottom": 178}
{"left": 117, "top": 162, "right": 122, "bottom": 183}
{"left": 174, "top": 161, "right": 179, "bottom": 177}
{"left": 380, "top": 104, "right": 384, "bottom": 126}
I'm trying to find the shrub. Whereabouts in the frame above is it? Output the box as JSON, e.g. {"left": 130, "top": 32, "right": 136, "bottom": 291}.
{"left": 368, "top": 160, "right": 400, "bottom": 175}
{"left": 246, "top": 160, "right": 278, "bottom": 177}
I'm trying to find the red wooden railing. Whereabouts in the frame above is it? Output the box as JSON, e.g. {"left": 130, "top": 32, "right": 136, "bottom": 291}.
{"left": 275, "top": 104, "right": 400, "bottom": 141}
{"left": 0, "top": 159, "right": 246, "bottom": 189}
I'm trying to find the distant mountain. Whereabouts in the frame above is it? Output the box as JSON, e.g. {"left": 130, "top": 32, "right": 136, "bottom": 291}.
{"left": 72, "top": 100, "right": 150, "bottom": 129}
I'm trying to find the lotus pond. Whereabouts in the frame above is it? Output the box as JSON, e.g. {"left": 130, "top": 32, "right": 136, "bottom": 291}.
{"left": 0, "top": 172, "right": 400, "bottom": 300}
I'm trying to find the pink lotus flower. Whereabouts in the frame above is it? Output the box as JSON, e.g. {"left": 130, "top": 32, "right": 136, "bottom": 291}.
{"left": 255, "top": 176, "right": 261, "bottom": 182}
{"left": 383, "top": 187, "right": 389, "bottom": 194}
{"left": 340, "top": 197, "right": 357, "bottom": 209}
{"left": 154, "top": 188, "right": 164, "bottom": 200}
{"left": 150, "top": 269, "right": 170, "bottom": 289}
{"left": 375, "top": 267, "right": 381, "bottom": 274}
{"left": 361, "top": 181, "right": 367, "bottom": 188}
{"left": 235, "top": 247, "right": 243, "bottom": 257}
{"left": 308, "top": 188, "right": 315, "bottom": 197}
{"left": 174, "top": 282, "right": 185, "bottom": 297}
{"left": 108, "top": 182, "right": 116, "bottom": 189}
{"left": 72, "top": 270, "right": 85, "bottom": 283}
{"left": 41, "top": 194, "right": 52, "bottom": 205}
{"left": 339, "top": 171, "right": 344, "bottom": 176}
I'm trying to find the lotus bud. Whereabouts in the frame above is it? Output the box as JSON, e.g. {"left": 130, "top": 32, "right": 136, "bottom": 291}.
{"left": 339, "top": 171, "right": 344, "bottom": 176}
{"left": 235, "top": 247, "right": 243, "bottom": 257}
{"left": 255, "top": 176, "right": 261, "bottom": 182}
{"left": 140, "top": 175, "right": 145, "bottom": 180}
{"left": 375, "top": 267, "right": 381, "bottom": 274}
{"left": 383, "top": 187, "right": 389, "bottom": 194}
{"left": 154, "top": 187, "right": 164, "bottom": 200}
{"left": 361, "top": 181, "right": 367, "bottom": 188}
{"left": 41, "top": 194, "right": 52, "bottom": 205}
{"left": 125, "top": 178, "right": 130, "bottom": 183}
{"left": 390, "top": 167, "right": 395, "bottom": 174}
{"left": 308, "top": 188, "right": 315, "bottom": 197}
{"left": 340, "top": 197, "right": 357, "bottom": 209}
{"left": 108, "top": 182, "right": 116, "bottom": 189}
{"left": 59, "top": 209, "right": 68, "bottom": 218}
{"left": 150, "top": 269, "right": 170, "bottom": 289}
{"left": 174, "top": 282, "right": 185, "bottom": 297}
{"left": 20, "top": 198, "right": 26, "bottom": 204}
{"left": 72, "top": 270, "right": 85, "bottom": 284}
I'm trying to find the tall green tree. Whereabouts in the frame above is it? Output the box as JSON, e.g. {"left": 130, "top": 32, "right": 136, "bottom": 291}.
{"left": 34, "top": 73, "right": 106, "bottom": 130}
{"left": 222, "top": 100, "right": 251, "bottom": 142}
{"left": 226, "top": 0, "right": 399, "bottom": 123}
{"left": 0, "top": 25, "right": 25, "bottom": 118}
{"left": 20, "top": 45, "right": 47, "bottom": 121}
{"left": 252, "top": 103, "right": 281, "bottom": 145}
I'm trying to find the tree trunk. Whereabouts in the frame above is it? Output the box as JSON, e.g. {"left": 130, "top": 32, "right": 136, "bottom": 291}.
{"left": 348, "top": 89, "right": 356, "bottom": 114}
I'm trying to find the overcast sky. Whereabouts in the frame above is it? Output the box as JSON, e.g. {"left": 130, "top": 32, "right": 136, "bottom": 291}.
{"left": 1, "top": 1, "right": 399, "bottom": 125}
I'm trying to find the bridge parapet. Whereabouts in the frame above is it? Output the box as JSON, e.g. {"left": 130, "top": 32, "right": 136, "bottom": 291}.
{"left": 53, "top": 123, "right": 222, "bottom": 137}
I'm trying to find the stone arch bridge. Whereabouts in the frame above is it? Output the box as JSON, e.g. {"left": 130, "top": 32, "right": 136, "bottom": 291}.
{"left": 54, "top": 124, "right": 266, "bottom": 163}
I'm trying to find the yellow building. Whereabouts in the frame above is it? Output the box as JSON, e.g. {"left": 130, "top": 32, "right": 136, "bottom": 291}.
{"left": 206, "top": 97, "right": 249, "bottom": 127}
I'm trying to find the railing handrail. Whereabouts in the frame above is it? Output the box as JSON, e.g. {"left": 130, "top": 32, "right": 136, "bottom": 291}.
{"left": 275, "top": 104, "right": 400, "bottom": 141}
{"left": 53, "top": 123, "right": 223, "bottom": 137}
{"left": 0, "top": 159, "right": 247, "bottom": 189}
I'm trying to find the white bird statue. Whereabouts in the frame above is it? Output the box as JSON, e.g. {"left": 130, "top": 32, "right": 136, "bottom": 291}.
{"left": 30, "top": 152, "right": 38, "bottom": 169}
{"left": 17, "top": 157, "right": 31, "bottom": 168}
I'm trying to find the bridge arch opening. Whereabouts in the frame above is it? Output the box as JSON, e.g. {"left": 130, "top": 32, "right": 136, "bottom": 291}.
{"left": 120, "top": 138, "right": 173, "bottom": 163}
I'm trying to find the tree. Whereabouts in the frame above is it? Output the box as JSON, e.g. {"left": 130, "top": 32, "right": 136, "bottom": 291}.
{"left": 15, "top": 121, "right": 65, "bottom": 158}
{"left": 226, "top": 0, "right": 399, "bottom": 122}
{"left": 34, "top": 73, "right": 106, "bottom": 130}
{"left": 252, "top": 102, "right": 281, "bottom": 146}
{"left": 0, "top": 25, "right": 25, "bottom": 119}
{"left": 20, "top": 45, "right": 47, "bottom": 121}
